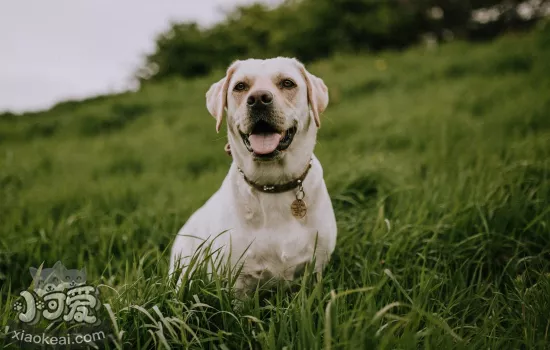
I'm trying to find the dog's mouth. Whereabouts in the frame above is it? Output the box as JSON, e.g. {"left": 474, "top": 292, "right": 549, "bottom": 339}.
{"left": 240, "top": 121, "right": 297, "bottom": 159}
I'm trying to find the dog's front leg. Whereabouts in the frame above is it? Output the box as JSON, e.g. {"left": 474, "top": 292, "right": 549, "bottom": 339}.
{"left": 234, "top": 273, "right": 258, "bottom": 298}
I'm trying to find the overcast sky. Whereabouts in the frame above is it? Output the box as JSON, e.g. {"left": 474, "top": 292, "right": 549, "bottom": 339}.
{"left": 0, "top": 0, "right": 279, "bottom": 113}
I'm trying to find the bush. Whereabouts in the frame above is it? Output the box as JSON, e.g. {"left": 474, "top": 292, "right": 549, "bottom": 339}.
{"left": 137, "top": 0, "right": 548, "bottom": 83}
{"left": 78, "top": 103, "right": 149, "bottom": 136}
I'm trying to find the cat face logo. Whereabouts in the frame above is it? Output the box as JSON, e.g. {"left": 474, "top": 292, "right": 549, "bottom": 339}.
{"left": 14, "top": 261, "right": 100, "bottom": 326}
{"left": 29, "top": 261, "right": 87, "bottom": 297}
{"left": 62, "top": 266, "right": 86, "bottom": 288}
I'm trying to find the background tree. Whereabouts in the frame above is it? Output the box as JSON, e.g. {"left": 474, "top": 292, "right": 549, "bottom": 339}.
{"left": 137, "top": 0, "right": 549, "bottom": 83}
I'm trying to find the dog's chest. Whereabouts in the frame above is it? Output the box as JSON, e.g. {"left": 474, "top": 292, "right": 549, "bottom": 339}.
{"left": 241, "top": 222, "right": 316, "bottom": 281}
{"left": 240, "top": 191, "right": 306, "bottom": 227}
{"left": 235, "top": 193, "right": 322, "bottom": 280}
{"left": 226, "top": 169, "right": 335, "bottom": 283}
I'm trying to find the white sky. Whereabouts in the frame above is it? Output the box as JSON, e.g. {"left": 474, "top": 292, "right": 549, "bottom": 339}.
{"left": 0, "top": 0, "right": 279, "bottom": 113}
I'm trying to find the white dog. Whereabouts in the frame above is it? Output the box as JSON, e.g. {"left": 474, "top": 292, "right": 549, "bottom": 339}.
{"left": 169, "top": 57, "right": 337, "bottom": 296}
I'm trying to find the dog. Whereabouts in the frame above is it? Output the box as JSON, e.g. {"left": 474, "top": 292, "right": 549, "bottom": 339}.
{"left": 169, "top": 57, "right": 337, "bottom": 296}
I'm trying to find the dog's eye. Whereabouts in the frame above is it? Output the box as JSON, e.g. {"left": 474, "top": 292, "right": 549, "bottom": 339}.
{"left": 281, "top": 79, "right": 296, "bottom": 88}
{"left": 234, "top": 82, "right": 247, "bottom": 91}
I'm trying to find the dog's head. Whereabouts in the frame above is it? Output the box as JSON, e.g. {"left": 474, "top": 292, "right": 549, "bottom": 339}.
{"left": 206, "top": 57, "right": 328, "bottom": 182}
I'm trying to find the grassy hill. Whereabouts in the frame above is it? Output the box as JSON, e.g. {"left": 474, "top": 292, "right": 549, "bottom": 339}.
{"left": 1, "top": 24, "right": 550, "bottom": 349}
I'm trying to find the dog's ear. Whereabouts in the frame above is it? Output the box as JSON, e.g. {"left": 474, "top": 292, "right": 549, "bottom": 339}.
{"left": 206, "top": 61, "right": 240, "bottom": 133}
{"left": 294, "top": 59, "right": 329, "bottom": 128}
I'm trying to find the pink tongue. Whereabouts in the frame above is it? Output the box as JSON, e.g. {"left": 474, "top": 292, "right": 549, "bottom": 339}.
{"left": 248, "top": 133, "right": 282, "bottom": 154}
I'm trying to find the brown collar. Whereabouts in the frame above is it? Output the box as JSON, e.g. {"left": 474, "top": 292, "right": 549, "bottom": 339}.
{"left": 226, "top": 142, "right": 312, "bottom": 193}
{"left": 237, "top": 161, "right": 312, "bottom": 193}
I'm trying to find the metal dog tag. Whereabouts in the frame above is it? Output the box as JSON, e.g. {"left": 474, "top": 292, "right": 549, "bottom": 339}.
{"left": 291, "top": 199, "right": 307, "bottom": 218}
{"left": 292, "top": 180, "right": 307, "bottom": 218}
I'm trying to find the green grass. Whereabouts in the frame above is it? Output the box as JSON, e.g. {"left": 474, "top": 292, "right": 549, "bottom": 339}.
{"left": 1, "top": 23, "right": 550, "bottom": 349}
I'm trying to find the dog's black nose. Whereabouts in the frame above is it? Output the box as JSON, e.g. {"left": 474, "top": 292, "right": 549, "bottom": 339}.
{"left": 247, "top": 90, "right": 273, "bottom": 107}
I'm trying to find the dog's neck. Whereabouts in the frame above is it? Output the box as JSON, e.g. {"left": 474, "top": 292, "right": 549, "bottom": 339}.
{"left": 236, "top": 158, "right": 312, "bottom": 193}
{"left": 224, "top": 142, "right": 314, "bottom": 188}
{"left": 231, "top": 152, "right": 315, "bottom": 185}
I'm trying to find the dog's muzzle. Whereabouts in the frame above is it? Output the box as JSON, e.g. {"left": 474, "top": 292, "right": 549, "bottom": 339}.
{"left": 240, "top": 120, "right": 297, "bottom": 160}
{"left": 238, "top": 90, "right": 297, "bottom": 160}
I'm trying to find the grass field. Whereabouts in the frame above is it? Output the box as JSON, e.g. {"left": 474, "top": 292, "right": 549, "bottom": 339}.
{"left": 1, "top": 23, "right": 550, "bottom": 349}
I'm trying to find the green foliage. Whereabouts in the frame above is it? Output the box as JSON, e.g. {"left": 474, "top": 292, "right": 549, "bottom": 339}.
{"left": 138, "top": 0, "right": 548, "bottom": 82}
{"left": 1, "top": 28, "right": 550, "bottom": 349}
{"left": 78, "top": 102, "right": 150, "bottom": 137}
